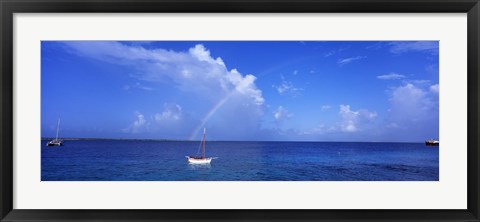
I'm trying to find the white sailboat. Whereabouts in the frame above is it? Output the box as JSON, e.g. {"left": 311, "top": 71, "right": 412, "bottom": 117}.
{"left": 425, "top": 139, "right": 439, "bottom": 146}
{"left": 46, "top": 118, "right": 64, "bottom": 146}
{"left": 186, "top": 128, "right": 214, "bottom": 164}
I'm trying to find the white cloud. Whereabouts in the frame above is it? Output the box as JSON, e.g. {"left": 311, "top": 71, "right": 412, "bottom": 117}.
{"left": 323, "top": 51, "right": 336, "bottom": 57}
{"left": 377, "top": 73, "right": 405, "bottom": 80}
{"left": 385, "top": 83, "right": 439, "bottom": 141}
{"left": 389, "top": 41, "right": 438, "bottom": 54}
{"left": 274, "top": 81, "right": 291, "bottom": 94}
{"left": 386, "top": 122, "right": 400, "bottom": 129}
{"left": 226, "top": 69, "right": 264, "bottom": 105}
{"left": 155, "top": 103, "right": 182, "bottom": 122}
{"left": 123, "top": 82, "right": 154, "bottom": 91}
{"left": 365, "top": 42, "right": 384, "bottom": 50}
{"left": 123, "top": 112, "right": 148, "bottom": 133}
{"left": 63, "top": 42, "right": 264, "bottom": 106}
{"left": 406, "top": 79, "right": 431, "bottom": 85}
{"left": 273, "top": 75, "right": 303, "bottom": 95}
{"left": 274, "top": 106, "right": 293, "bottom": 121}
{"left": 337, "top": 56, "right": 366, "bottom": 66}
{"left": 323, "top": 46, "right": 348, "bottom": 57}
{"left": 321, "top": 105, "right": 331, "bottom": 111}
{"left": 293, "top": 70, "right": 298, "bottom": 75}
{"left": 189, "top": 44, "right": 225, "bottom": 65}
{"left": 339, "top": 105, "right": 377, "bottom": 133}
{"left": 63, "top": 42, "right": 268, "bottom": 139}
{"left": 300, "top": 124, "right": 336, "bottom": 135}
{"left": 134, "top": 114, "right": 146, "bottom": 130}
{"left": 389, "top": 83, "right": 437, "bottom": 123}
{"left": 390, "top": 84, "right": 427, "bottom": 110}
{"left": 289, "top": 105, "right": 377, "bottom": 137}
{"left": 430, "top": 84, "right": 439, "bottom": 94}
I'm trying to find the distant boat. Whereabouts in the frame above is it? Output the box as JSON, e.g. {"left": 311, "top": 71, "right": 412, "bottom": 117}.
{"left": 46, "top": 118, "right": 63, "bottom": 146}
{"left": 425, "top": 139, "right": 439, "bottom": 146}
{"left": 186, "top": 128, "right": 214, "bottom": 164}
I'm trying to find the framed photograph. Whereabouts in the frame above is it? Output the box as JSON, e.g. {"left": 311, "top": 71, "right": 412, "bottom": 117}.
{"left": 1, "top": 0, "right": 479, "bottom": 221}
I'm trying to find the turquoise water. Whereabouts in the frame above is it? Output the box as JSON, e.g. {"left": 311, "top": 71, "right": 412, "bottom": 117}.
{"left": 41, "top": 140, "right": 438, "bottom": 181}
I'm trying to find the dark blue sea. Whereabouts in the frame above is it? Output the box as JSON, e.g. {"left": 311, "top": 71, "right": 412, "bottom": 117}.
{"left": 41, "top": 140, "right": 439, "bottom": 181}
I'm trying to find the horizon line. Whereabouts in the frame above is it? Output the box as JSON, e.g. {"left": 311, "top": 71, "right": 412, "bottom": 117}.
{"left": 41, "top": 137, "right": 427, "bottom": 144}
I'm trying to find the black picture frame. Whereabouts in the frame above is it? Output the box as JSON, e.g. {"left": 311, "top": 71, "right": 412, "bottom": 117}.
{"left": 1, "top": 0, "right": 479, "bottom": 221}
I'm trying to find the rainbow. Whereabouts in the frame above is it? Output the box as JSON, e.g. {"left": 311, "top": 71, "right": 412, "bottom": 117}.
{"left": 189, "top": 92, "right": 235, "bottom": 140}
{"left": 188, "top": 57, "right": 310, "bottom": 140}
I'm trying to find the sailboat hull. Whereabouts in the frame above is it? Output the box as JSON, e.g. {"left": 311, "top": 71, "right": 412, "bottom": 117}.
{"left": 46, "top": 140, "right": 63, "bottom": 146}
{"left": 47, "top": 118, "right": 63, "bottom": 147}
{"left": 187, "top": 157, "right": 212, "bottom": 164}
{"left": 186, "top": 128, "right": 214, "bottom": 164}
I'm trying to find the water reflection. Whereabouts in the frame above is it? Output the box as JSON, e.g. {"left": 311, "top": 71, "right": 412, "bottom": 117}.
{"left": 188, "top": 163, "right": 211, "bottom": 170}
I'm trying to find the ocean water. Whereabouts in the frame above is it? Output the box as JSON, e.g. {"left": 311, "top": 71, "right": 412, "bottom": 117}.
{"left": 41, "top": 140, "right": 439, "bottom": 181}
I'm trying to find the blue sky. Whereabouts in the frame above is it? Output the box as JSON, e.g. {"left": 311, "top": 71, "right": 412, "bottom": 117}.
{"left": 41, "top": 41, "right": 439, "bottom": 142}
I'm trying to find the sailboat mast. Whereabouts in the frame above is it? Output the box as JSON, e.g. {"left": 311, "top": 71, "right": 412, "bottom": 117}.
{"left": 202, "top": 128, "right": 206, "bottom": 158}
{"left": 55, "top": 118, "right": 61, "bottom": 140}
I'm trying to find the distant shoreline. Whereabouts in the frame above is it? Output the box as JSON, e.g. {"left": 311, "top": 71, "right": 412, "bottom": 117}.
{"left": 41, "top": 137, "right": 193, "bottom": 142}
{"left": 40, "top": 138, "right": 424, "bottom": 143}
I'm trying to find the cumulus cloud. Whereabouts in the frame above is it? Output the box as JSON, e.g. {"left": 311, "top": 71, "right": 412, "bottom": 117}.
{"left": 385, "top": 83, "right": 439, "bottom": 141}
{"left": 274, "top": 82, "right": 290, "bottom": 94}
{"left": 63, "top": 42, "right": 264, "bottom": 106}
{"left": 339, "top": 105, "right": 377, "bottom": 133}
{"left": 274, "top": 106, "right": 293, "bottom": 121}
{"left": 294, "top": 105, "right": 377, "bottom": 140}
{"left": 430, "top": 84, "right": 439, "bottom": 94}
{"left": 337, "top": 56, "right": 366, "bottom": 66}
{"left": 389, "top": 83, "right": 439, "bottom": 116}
{"left": 155, "top": 103, "right": 182, "bottom": 122}
{"left": 62, "top": 41, "right": 268, "bottom": 139}
{"left": 377, "top": 73, "right": 405, "bottom": 80}
{"left": 390, "top": 84, "right": 428, "bottom": 117}
{"left": 226, "top": 69, "right": 264, "bottom": 105}
{"left": 273, "top": 75, "right": 303, "bottom": 95}
{"left": 389, "top": 41, "right": 438, "bottom": 54}
{"left": 63, "top": 42, "right": 266, "bottom": 139}
{"left": 123, "top": 112, "right": 148, "bottom": 133}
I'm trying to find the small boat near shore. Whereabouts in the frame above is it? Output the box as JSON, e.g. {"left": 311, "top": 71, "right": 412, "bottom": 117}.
{"left": 186, "top": 128, "right": 215, "bottom": 164}
{"left": 46, "top": 118, "right": 64, "bottom": 146}
{"left": 425, "top": 139, "right": 439, "bottom": 146}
